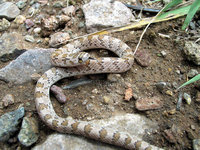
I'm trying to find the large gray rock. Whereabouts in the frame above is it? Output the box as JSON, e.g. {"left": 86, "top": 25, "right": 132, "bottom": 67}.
{"left": 0, "top": 2, "right": 20, "bottom": 20}
{"left": 184, "top": 41, "right": 200, "bottom": 65}
{"left": 18, "top": 117, "right": 39, "bottom": 147}
{"left": 0, "top": 48, "right": 55, "bottom": 84}
{"left": 0, "top": 32, "right": 31, "bottom": 62}
{"left": 82, "top": 0, "right": 135, "bottom": 33}
{"left": 32, "top": 113, "right": 159, "bottom": 150}
{"left": 0, "top": 107, "right": 25, "bottom": 142}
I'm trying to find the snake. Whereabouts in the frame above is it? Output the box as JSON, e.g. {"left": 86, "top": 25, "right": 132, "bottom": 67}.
{"left": 35, "top": 35, "right": 163, "bottom": 150}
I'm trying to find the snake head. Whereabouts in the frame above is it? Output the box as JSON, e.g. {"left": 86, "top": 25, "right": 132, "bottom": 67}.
{"left": 77, "top": 52, "right": 90, "bottom": 64}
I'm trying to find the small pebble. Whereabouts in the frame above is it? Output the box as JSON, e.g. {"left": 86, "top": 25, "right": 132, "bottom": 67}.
{"left": 165, "top": 90, "right": 173, "bottom": 96}
{"left": 91, "top": 88, "right": 98, "bottom": 94}
{"left": 50, "top": 85, "right": 67, "bottom": 103}
{"left": 13, "top": 15, "right": 26, "bottom": 25}
{"left": 196, "top": 92, "right": 200, "bottom": 102}
{"left": 176, "top": 92, "right": 183, "bottom": 111}
{"left": 31, "top": 73, "right": 41, "bottom": 81}
{"left": 135, "top": 96, "right": 163, "bottom": 111}
{"left": 37, "top": 0, "right": 48, "bottom": 5}
{"left": 183, "top": 92, "right": 191, "bottom": 104}
{"left": 82, "top": 99, "right": 88, "bottom": 105}
{"left": 124, "top": 87, "right": 133, "bottom": 101}
{"left": 155, "top": 82, "right": 169, "bottom": 92}
{"left": 160, "top": 50, "right": 167, "bottom": 57}
{"left": 16, "top": 0, "right": 27, "bottom": 9}
{"left": 78, "top": 21, "right": 85, "bottom": 28}
{"left": 107, "top": 74, "right": 121, "bottom": 82}
{"left": 191, "top": 125, "right": 195, "bottom": 130}
{"left": 175, "top": 70, "right": 181, "bottom": 74}
{"left": 163, "top": 129, "right": 176, "bottom": 143}
{"left": 53, "top": 1, "right": 64, "bottom": 8}
{"left": 25, "top": 35, "right": 35, "bottom": 43}
{"left": 62, "top": 5, "right": 76, "bottom": 16}
{"left": 103, "top": 96, "right": 110, "bottom": 104}
{"left": 86, "top": 103, "right": 93, "bottom": 111}
{"left": 172, "top": 82, "right": 178, "bottom": 89}
{"left": 2, "top": 94, "right": 15, "bottom": 107}
{"left": 168, "top": 108, "right": 176, "bottom": 115}
{"left": 25, "top": 19, "right": 34, "bottom": 29}
{"left": 187, "top": 69, "right": 198, "bottom": 78}
{"left": 33, "top": 27, "right": 41, "bottom": 34}
{"left": 189, "top": 22, "right": 196, "bottom": 30}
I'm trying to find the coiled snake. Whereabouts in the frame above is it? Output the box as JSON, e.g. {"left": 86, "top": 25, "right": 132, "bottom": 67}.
{"left": 35, "top": 35, "right": 163, "bottom": 150}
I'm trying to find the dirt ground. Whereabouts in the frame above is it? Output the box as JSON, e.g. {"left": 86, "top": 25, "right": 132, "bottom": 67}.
{"left": 0, "top": 1, "right": 200, "bottom": 150}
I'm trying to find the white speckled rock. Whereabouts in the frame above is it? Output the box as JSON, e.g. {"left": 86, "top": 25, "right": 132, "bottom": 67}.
{"left": 184, "top": 41, "right": 200, "bottom": 65}
{"left": 82, "top": 0, "right": 135, "bottom": 33}
{"left": 32, "top": 113, "right": 158, "bottom": 150}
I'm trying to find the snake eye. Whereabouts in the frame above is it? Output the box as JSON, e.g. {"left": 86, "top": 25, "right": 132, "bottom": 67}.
{"left": 78, "top": 57, "right": 83, "bottom": 63}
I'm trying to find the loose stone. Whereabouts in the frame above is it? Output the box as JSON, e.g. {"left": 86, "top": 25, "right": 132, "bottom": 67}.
{"left": 0, "top": 107, "right": 25, "bottom": 142}
{"left": 25, "top": 35, "right": 35, "bottom": 43}
{"left": 187, "top": 69, "right": 198, "bottom": 78}
{"left": 160, "top": 50, "right": 167, "bottom": 57}
{"left": 135, "top": 96, "right": 163, "bottom": 111}
{"left": 103, "top": 96, "right": 111, "bottom": 104}
{"left": 33, "top": 27, "right": 41, "bottom": 34}
{"left": 50, "top": 85, "right": 67, "bottom": 103}
{"left": 16, "top": 0, "right": 27, "bottom": 9}
{"left": 13, "top": 15, "right": 26, "bottom": 25}
{"left": 163, "top": 129, "right": 176, "bottom": 143}
{"left": 107, "top": 73, "right": 121, "bottom": 82}
{"left": 25, "top": 19, "right": 34, "bottom": 29}
{"left": 82, "top": 0, "right": 135, "bottom": 33}
{"left": 124, "top": 87, "right": 133, "bottom": 101}
{"left": 165, "top": 90, "right": 173, "bottom": 96}
{"left": 2, "top": 94, "right": 15, "bottom": 107}
{"left": 62, "top": 5, "right": 76, "bottom": 16}
{"left": 53, "top": 1, "right": 64, "bottom": 8}
{"left": 0, "top": 2, "right": 20, "bottom": 20}
{"left": 18, "top": 117, "right": 39, "bottom": 146}
{"left": 183, "top": 93, "right": 191, "bottom": 104}
{"left": 184, "top": 41, "right": 200, "bottom": 65}
{"left": 0, "top": 18, "right": 10, "bottom": 31}
{"left": 135, "top": 49, "right": 152, "bottom": 67}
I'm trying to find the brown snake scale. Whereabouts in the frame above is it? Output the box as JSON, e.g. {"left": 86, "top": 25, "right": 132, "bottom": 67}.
{"left": 35, "top": 35, "right": 163, "bottom": 150}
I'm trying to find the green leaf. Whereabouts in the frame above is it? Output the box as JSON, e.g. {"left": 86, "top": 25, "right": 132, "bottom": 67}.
{"left": 178, "top": 74, "right": 200, "bottom": 89}
{"left": 182, "top": 0, "right": 200, "bottom": 30}
{"left": 156, "top": 4, "right": 191, "bottom": 20}
{"left": 162, "top": 0, "right": 183, "bottom": 12}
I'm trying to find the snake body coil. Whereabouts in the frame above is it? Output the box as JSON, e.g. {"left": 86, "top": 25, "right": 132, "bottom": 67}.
{"left": 35, "top": 35, "right": 162, "bottom": 150}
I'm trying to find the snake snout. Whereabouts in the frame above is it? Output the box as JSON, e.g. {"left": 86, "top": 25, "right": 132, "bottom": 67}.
{"left": 78, "top": 52, "right": 90, "bottom": 63}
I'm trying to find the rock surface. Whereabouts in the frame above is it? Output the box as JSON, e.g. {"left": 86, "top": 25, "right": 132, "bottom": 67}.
{"left": 0, "top": 2, "right": 20, "bottom": 20}
{"left": 0, "top": 48, "right": 54, "bottom": 84}
{"left": 0, "top": 32, "right": 31, "bottom": 62}
{"left": 32, "top": 113, "right": 158, "bottom": 150}
{"left": 0, "top": 107, "right": 25, "bottom": 142}
{"left": 184, "top": 41, "right": 200, "bottom": 65}
{"left": 82, "top": 0, "right": 135, "bottom": 33}
{"left": 18, "top": 117, "right": 39, "bottom": 146}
